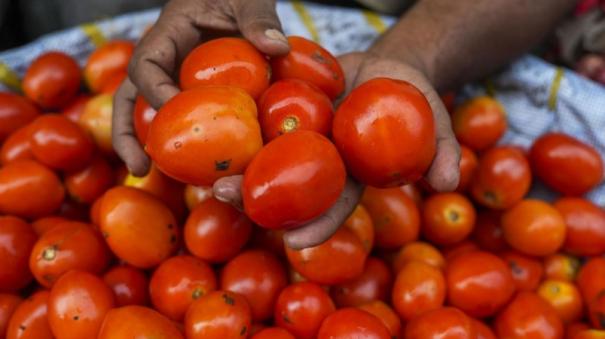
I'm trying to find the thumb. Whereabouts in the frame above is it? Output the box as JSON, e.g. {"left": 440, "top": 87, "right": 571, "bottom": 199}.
{"left": 231, "top": 0, "right": 290, "bottom": 56}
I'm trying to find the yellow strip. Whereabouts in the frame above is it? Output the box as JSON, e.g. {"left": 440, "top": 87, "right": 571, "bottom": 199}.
{"left": 123, "top": 173, "right": 145, "bottom": 188}
{"left": 362, "top": 10, "right": 387, "bottom": 34}
{"left": 80, "top": 23, "right": 107, "bottom": 48}
{"left": 0, "top": 62, "right": 21, "bottom": 91}
{"left": 548, "top": 67, "right": 564, "bottom": 111}
{"left": 484, "top": 78, "right": 496, "bottom": 97}
{"left": 291, "top": 0, "right": 320, "bottom": 43}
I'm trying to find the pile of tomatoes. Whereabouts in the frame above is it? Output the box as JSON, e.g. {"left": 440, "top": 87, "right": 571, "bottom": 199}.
{"left": 1, "top": 32, "right": 605, "bottom": 339}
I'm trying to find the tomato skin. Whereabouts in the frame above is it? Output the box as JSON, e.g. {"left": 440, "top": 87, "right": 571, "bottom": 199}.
{"left": 574, "top": 330, "right": 605, "bottom": 339}
{"left": 405, "top": 307, "right": 476, "bottom": 339}
{"left": 342, "top": 204, "right": 375, "bottom": 253}
{"left": 333, "top": 78, "right": 435, "bottom": 187}
{"left": 23, "top": 51, "right": 80, "bottom": 109}
{"left": 443, "top": 240, "right": 480, "bottom": 262}
{"left": 472, "top": 210, "right": 508, "bottom": 253}
{"left": 457, "top": 145, "right": 479, "bottom": 192}
{"left": 6, "top": 290, "right": 53, "bottom": 339}
{"left": 99, "top": 69, "right": 126, "bottom": 94}
{"left": 422, "top": 192, "right": 476, "bottom": 245}
{"left": 31, "top": 216, "right": 68, "bottom": 236}
{"left": 452, "top": 96, "right": 507, "bottom": 151}
{"left": 133, "top": 95, "right": 157, "bottom": 145}
{"left": 0, "top": 217, "right": 36, "bottom": 292}
{"left": 391, "top": 260, "right": 445, "bottom": 321}
{"left": 554, "top": 198, "right": 605, "bottom": 256}
{"left": 502, "top": 251, "right": 544, "bottom": 292}
{"left": 392, "top": 241, "right": 445, "bottom": 272}
{"left": 0, "top": 124, "right": 34, "bottom": 165}
{"left": 102, "top": 265, "right": 149, "bottom": 307}
{"left": 544, "top": 254, "right": 580, "bottom": 282}
{"left": 180, "top": 37, "right": 270, "bottom": 100}
{"left": 589, "top": 293, "right": 605, "bottom": 329}
{"left": 331, "top": 257, "right": 392, "bottom": 308}
{"left": 79, "top": 93, "right": 113, "bottom": 154}
{"left": 184, "top": 185, "right": 213, "bottom": 210}
{"left": 0, "top": 294, "right": 21, "bottom": 337}
{"left": 84, "top": 40, "right": 134, "bottom": 93}
{"left": 0, "top": 93, "right": 40, "bottom": 142}
{"left": 358, "top": 301, "right": 401, "bottom": 339}
{"left": 48, "top": 270, "right": 115, "bottom": 339}
{"left": 98, "top": 305, "right": 183, "bottom": 339}
{"left": 271, "top": 36, "right": 344, "bottom": 100}
{"left": 184, "top": 197, "right": 252, "bottom": 263}
{"left": 184, "top": 290, "right": 252, "bottom": 339}
{"left": 495, "top": 292, "right": 564, "bottom": 339}
{"left": 473, "top": 318, "right": 497, "bottom": 339}
{"left": 243, "top": 130, "right": 346, "bottom": 229}
{"left": 251, "top": 327, "right": 295, "bottom": 339}
{"left": 538, "top": 280, "right": 583, "bottom": 324}
{"left": 99, "top": 186, "right": 179, "bottom": 268}
{"left": 317, "top": 307, "right": 391, "bottom": 339}
{"left": 530, "top": 133, "right": 603, "bottom": 195}
{"left": 65, "top": 155, "right": 114, "bottom": 204}
{"left": 146, "top": 86, "right": 262, "bottom": 186}
{"left": 567, "top": 323, "right": 591, "bottom": 339}
{"left": 62, "top": 95, "right": 91, "bottom": 123}
{"left": 577, "top": 258, "right": 605, "bottom": 305}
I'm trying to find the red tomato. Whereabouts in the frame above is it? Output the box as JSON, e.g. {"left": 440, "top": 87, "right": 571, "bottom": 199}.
{"left": 146, "top": 86, "right": 262, "bottom": 185}
{"left": 274, "top": 282, "right": 335, "bottom": 339}
{"left": 473, "top": 318, "right": 497, "bottom": 339}
{"left": 342, "top": 204, "right": 375, "bottom": 253}
{"left": 99, "top": 186, "right": 178, "bottom": 268}
{"left": 574, "top": 330, "right": 605, "bottom": 339}
{"left": 243, "top": 130, "right": 345, "bottom": 229}
{"left": 184, "top": 290, "right": 252, "bottom": 339}
{"left": 251, "top": 327, "right": 295, "bottom": 339}
{"left": 0, "top": 162, "right": 62, "bottom": 216}
{"left": 65, "top": 155, "right": 114, "bottom": 204}
{"left": 472, "top": 210, "right": 508, "bottom": 253}
{"left": 79, "top": 93, "right": 113, "bottom": 154}
{"left": 554, "top": 197, "right": 605, "bottom": 256}
{"left": 405, "top": 307, "right": 476, "bottom": 339}
{"left": 544, "top": 254, "right": 580, "bottom": 282}
{"left": 530, "top": 133, "right": 603, "bottom": 195}
{"left": 6, "top": 290, "right": 53, "bottom": 339}
{"left": 422, "top": 192, "right": 476, "bottom": 245}
{"left": 538, "top": 280, "right": 583, "bottom": 324}
{"left": 0, "top": 124, "right": 34, "bottom": 165}
{"left": 61, "top": 95, "right": 91, "bottom": 123}
{"left": 589, "top": 293, "right": 605, "bottom": 329}
{"left": 578, "top": 258, "right": 605, "bottom": 305}
{"left": 31, "top": 216, "right": 68, "bottom": 236}
{"left": 443, "top": 240, "right": 480, "bottom": 262}
{"left": 23, "top": 52, "right": 80, "bottom": 109}
{"left": 184, "top": 197, "right": 252, "bottom": 263}
{"left": 0, "top": 93, "right": 40, "bottom": 142}
{"left": 502, "top": 251, "right": 544, "bottom": 292}
{"left": 331, "top": 257, "right": 391, "bottom": 308}
{"left": 495, "top": 292, "right": 564, "bottom": 339}
{"left": 392, "top": 260, "right": 445, "bottom": 321}
{"left": 401, "top": 184, "right": 423, "bottom": 206}
{"left": 84, "top": 40, "right": 134, "bottom": 93}
{"left": 333, "top": 78, "right": 435, "bottom": 187}
{"left": 567, "top": 323, "right": 591, "bottom": 339}
{"left": 99, "top": 69, "right": 126, "bottom": 94}
{"left": 271, "top": 36, "right": 344, "bottom": 100}
{"left": 89, "top": 195, "right": 103, "bottom": 226}
{"left": 48, "top": 270, "right": 115, "bottom": 339}
{"left": 452, "top": 96, "right": 507, "bottom": 151}
{"left": 98, "top": 305, "right": 183, "bottom": 339}
{"left": 457, "top": 145, "right": 479, "bottom": 192}
{"left": 392, "top": 241, "right": 445, "bottom": 272}
{"left": 258, "top": 79, "right": 333, "bottom": 141}
{"left": 180, "top": 37, "right": 270, "bottom": 100}
{"left": 358, "top": 301, "right": 401, "bottom": 339}
{"left": 221, "top": 250, "right": 288, "bottom": 321}
{"left": 102, "top": 265, "right": 149, "bottom": 307}
{"left": 0, "top": 217, "right": 36, "bottom": 292}
{"left": 317, "top": 308, "right": 391, "bottom": 339}
{"left": 183, "top": 185, "right": 213, "bottom": 210}
{"left": 0, "top": 294, "right": 21, "bottom": 337}
{"left": 133, "top": 95, "right": 157, "bottom": 145}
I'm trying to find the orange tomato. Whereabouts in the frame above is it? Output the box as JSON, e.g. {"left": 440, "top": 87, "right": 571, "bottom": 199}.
{"left": 98, "top": 305, "right": 183, "bottom": 339}
{"left": 6, "top": 290, "right": 53, "bottom": 339}
{"left": 443, "top": 240, "right": 480, "bottom": 262}
{"left": 391, "top": 261, "right": 445, "bottom": 321}
{"left": 0, "top": 294, "right": 21, "bottom": 337}
{"left": 567, "top": 323, "right": 591, "bottom": 339}
{"left": 400, "top": 184, "right": 423, "bottom": 206}
{"left": 0, "top": 217, "right": 36, "bottom": 292}
{"left": 79, "top": 93, "right": 113, "bottom": 154}
{"left": 342, "top": 204, "right": 375, "bottom": 253}
{"left": 183, "top": 185, "right": 213, "bottom": 210}
{"left": 544, "top": 254, "right": 580, "bottom": 282}
{"left": 61, "top": 94, "right": 91, "bottom": 123}
{"left": 574, "top": 330, "right": 605, "bottom": 339}
{"left": 502, "top": 251, "right": 544, "bottom": 292}
{"left": 0, "top": 124, "right": 34, "bottom": 165}
{"left": 452, "top": 96, "right": 507, "bottom": 151}
{"left": 392, "top": 241, "right": 445, "bottom": 272}
{"left": 65, "top": 155, "right": 114, "bottom": 204}
{"left": 0, "top": 93, "right": 40, "bottom": 142}
{"left": 554, "top": 197, "right": 605, "bottom": 256}
{"left": 184, "top": 290, "right": 252, "bottom": 339}
{"left": 473, "top": 318, "right": 497, "bottom": 339}
{"left": 457, "top": 145, "right": 479, "bottom": 192}
{"left": 31, "top": 216, "right": 68, "bottom": 236}
{"left": 251, "top": 327, "right": 294, "bottom": 339}
{"left": 331, "top": 257, "right": 392, "bottom": 307}
{"left": 578, "top": 258, "right": 605, "bottom": 305}
{"left": 102, "top": 265, "right": 149, "bottom": 307}
{"left": 23, "top": 51, "right": 80, "bottom": 109}
{"left": 472, "top": 210, "right": 508, "bottom": 252}
{"left": 495, "top": 292, "right": 564, "bottom": 339}
{"left": 317, "top": 308, "right": 391, "bottom": 339}
{"left": 358, "top": 301, "right": 401, "bottom": 339}
{"left": 422, "top": 192, "right": 476, "bottom": 245}
{"left": 84, "top": 40, "right": 134, "bottom": 93}
{"left": 133, "top": 95, "right": 157, "bottom": 145}
{"left": 589, "top": 292, "right": 605, "bottom": 329}
{"left": 89, "top": 195, "right": 103, "bottom": 226}
{"left": 538, "top": 280, "right": 583, "bottom": 324}
{"left": 99, "top": 69, "right": 126, "bottom": 94}
{"left": 405, "top": 307, "right": 476, "bottom": 339}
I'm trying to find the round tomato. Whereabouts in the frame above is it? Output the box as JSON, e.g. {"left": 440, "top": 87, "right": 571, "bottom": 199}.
{"left": 0, "top": 217, "right": 36, "bottom": 292}
{"left": 472, "top": 210, "right": 508, "bottom": 253}
{"left": 133, "top": 95, "right": 157, "bottom": 145}
{"left": 331, "top": 257, "right": 391, "bottom": 307}
{"left": 99, "top": 69, "right": 126, "bottom": 94}
{"left": 554, "top": 197, "right": 605, "bottom": 256}
{"left": 23, "top": 51, "right": 80, "bottom": 109}
{"left": 452, "top": 96, "right": 507, "bottom": 151}
{"left": 473, "top": 318, "right": 497, "bottom": 339}
{"left": 251, "top": 327, "right": 295, "bottom": 339}
{"left": 98, "top": 305, "right": 183, "bottom": 339}
{"left": 457, "top": 145, "right": 478, "bottom": 192}
{"left": 102, "top": 265, "right": 149, "bottom": 307}
{"left": 84, "top": 40, "right": 134, "bottom": 93}
{"left": 538, "top": 280, "right": 583, "bottom": 324}
{"left": 502, "top": 251, "right": 544, "bottom": 292}
{"left": 6, "top": 290, "right": 52, "bottom": 339}
{"left": 183, "top": 185, "right": 213, "bottom": 210}
{"left": 578, "top": 258, "right": 605, "bottom": 305}
{"left": 1, "top": 124, "right": 33, "bottom": 165}
{"left": 242, "top": 130, "right": 345, "bottom": 229}
{"left": 342, "top": 204, "right": 374, "bottom": 253}
{"left": 544, "top": 254, "right": 580, "bottom": 282}
{"left": 184, "top": 290, "right": 252, "bottom": 339}
{"left": 422, "top": 192, "right": 476, "bottom": 245}
{"left": 358, "top": 301, "right": 401, "bottom": 338}
{"left": 31, "top": 216, "right": 68, "bottom": 236}
{"left": 392, "top": 241, "right": 445, "bottom": 273}
{"left": 0, "top": 294, "right": 21, "bottom": 337}
{"left": 333, "top": 78, "right": 435, "bottom": 187}
{"left": 405, "top": 307, "right": 476, "bottom": 339}
{"left": 317, "top": 308, "right": 390, "bottom": 339}
{"left": 392, "top": 261, "right": 445, "bottom": 321}
{"left": 79, "top": 93, "right": 113, "bottom": 154}
{"left": 401, "top": 184, "right": 423, "bottom": 206}
{"left": 65, "top": 155, "right": 114, "bottom": 204}
{"left": 495, "top": 292, "right": 564, "bottom": 339}
{"left": 0, "top": 93, "right": 39, "bottom": 142}
{"left": 62, "top": 95, "right": 91, "bottom": 123}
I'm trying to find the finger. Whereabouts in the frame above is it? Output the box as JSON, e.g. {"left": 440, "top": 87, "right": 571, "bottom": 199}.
{"left": 231, "top": 0, "right": 290, "bottom": 56}
{"left": 337, "top": 52, "right": 365, "bottom": 95}
{"left": 112, "top": 78, "right": 151, "bottom": 177}
{"left": 213, "top": 175, "right": 244, "bottom": 211}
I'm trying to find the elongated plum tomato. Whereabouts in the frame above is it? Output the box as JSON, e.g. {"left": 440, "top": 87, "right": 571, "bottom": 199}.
{"left": 65, "top": 155, "right": 114, "bottom": 204}
{"left": 0, "top": 216, "right": 36, "bottom": 292}
{"left": 23, "top": 51, "right": 80, "bottom": 109}
{"left": 133, "top": 95, "right": 157, "bottom": 145}
{"left": 242, "top": 130, "right": 346, "bottom": 229}
{"left": 84, "top": 40, "right": 134, "bottom": 93}
{"left": 495, "top": 292, "right": 564, "bottom": 339}
{"left": 258, "top": 79, "right": 333, "bottom": 142}
{"left": 554, "top": 197, "right": 605, "bottom": 256}
{"left": 317, "top": 308, "right": 391, "bottom": 339}
{"left": 271, "top": 36, "right": 345, "bottom": 100}
{"left": 98, "top": 305, "right": 183, "bottom": 339}
{"left": 405, "top": 307, "right": 476, "bottom": 339}
{"left": 0, "top": 124, "right": 34, "bottom": 164}
{"left": 103, "top": 265, "right": 149, "bottom": 307}
{"left": 332, "top": 78, "right": 435, "bottom": 187}
{"left": 80, "top": 94, "right": 114, "bottom": 154}
{"left": 179, "top": 37, "right": 270, "bottom": 99}
{"left": 146, "top": 86, "right": 262, "bottom": 186}
{"left": 6, "top": 290, "right": 53, "bottom": 339}
{"left": 530, "top": 133, "right": 603, "bottom": 195}
{"left": 452, "top": 96, "right": 507, "bottom": 151}
{"left": 0, "top": 93, "right": 40, "bottom": 142}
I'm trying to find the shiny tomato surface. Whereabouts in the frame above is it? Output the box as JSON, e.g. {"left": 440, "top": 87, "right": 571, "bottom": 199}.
{"left": 84, "top": 40, "right": 134, "bottom": 93}
{"left": 0, "top": 93, "right": 40, "bottom": 142}
{"left": 98, "top": 305, "right": 183, "bottom": 339}
{"left": 0, "top": 216, "right": 36, "bottom": 292}
{"left": 23, "top": 51, "right": 80, "bottom": 109}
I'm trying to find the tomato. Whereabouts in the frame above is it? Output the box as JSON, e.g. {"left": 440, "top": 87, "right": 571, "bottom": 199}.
{"left": 567, "top": 323, "right": 591, "bottom": 339}
{"left": 578, "top": 258, "right": 605, "bottom": 305}
{"left": 452, "top": 96, "right": 507, "bottom": 151}
{"left": 271, "top": 36, "right": 343, "bottom": 98}
{"left": 258, "top": 79, "right": 332, "bottom": 142}
{"left": 392, "top": 261, "right": 445, "bottom": 321}
{"left": 184, "top": 197, "right": 252, "bottom": 263}
{"left": 331, "top": 257, "right": 391, "bottom": 307}
{"left": 0, "top": 93, "right": 39, "bottom": 142}
{"left": 48, "top": 270, "right": 115, "bottom": 339}
{"left": 317, "top": 308, "right": 391, "bottom": 339}
{"left": 99, "top": 186, "right": 178, "bottom": 268}
{"left": 184, "top": 290, "right": 252, "bottom": 339}
{"left": 471, "top": 146, "right": 531, "bottom": 209}
{"left": 544, "top": 254, "right": 580, "bottom": 282}
{"left": 221, "top": 250, "right": 287, "bottom": 321}
{"left": 65, "top": 155, "right": 114, "bottom": 204}
{"left": 286, "top": 227, "right": 367, "bottom": 285}
{"left": 590, "top": 293, "right": 605, "bottom": 329}
{"left": 422, "top": 192, "right": 476, "bottom": 245}
{"left": 251, "top": 327, "right": 295, "bottom": 339}
{"left": 574, "top": 330, "right": 605, "bottom": 339}
{"left": 29, "top": 221, "right": 110, "bottom": 287}
{"left": 89, "top": 195, "right": 103, "bottom": 226}
{"left": 31, "top": 216, "right": 68, "bottom": 236}
{"left": 249, "top": 323, "right": 267, "bottom": 336}
{"left": 184, "top": 185, "right": 213, "bottom": 210}
{"left": 98, "top": 305, "right": 183, "bottom": 339}
{"left": 362, "top": 186, "right": 420, "bottom": 249}
{"left": 342, "top": 204, "right": 375, "bottom": 253}
{"left": 538, "top": 280, "right": 583, "bottom": 324}
{"left": 502, "top": 251, "right": 544, "bottom": 292}
{"left": 443, "top": 240, "right": 480, "bottom": 262}
{"left": 79, "top": 93, "right": 113, "bottom": 154}
{"left": 99, "top": 69, "right": 126, "bottom": 94}
{"left": 472, "top": 210, "right": 508, "bottom": 252}
{"left": 275, "top": 282, "right": 335, "bottom": 339}
{"left": 133, "top": 95, "right": 157, "bottom": 145}
{"left": 554, "top": 197, "right": 605, "bottom": 256}
{"left": 180, "top": 37, "right": 270, "bottom": 100}
{"left": 242, "top": 130, "right": 345, "bottom": 229}
{"left": 102, "top": 265, "right": 149, "bottom": 307}
{"left": 1, "top": 124, "right": 33, "bottom": 164}
{"left": 0, "top": 217, "right": 36, "bottom": 292}
{"left": 251, "top": 228, "right": 286, "bottom": 259}
{"left": 405, "top": 307, "right": 476, "bottom": 339}
{"left": 401, "top": 184, "right": 423, "bottom": 206}
{"left": 62, "top": 95, "right": 91, "bottom": 123}
{"left": 358, "top": 301, "right": 401, "bottom": 339}
{"left": 332, "top": 78, "right": 435, "bottom": 187}
{"left": 530, "top": 133, "right": 603, "bottom": 195}
{"left": 146, "top": 86, "right": 262, "bottom": 185}
{"left": 502, "top": 199, "right": 566, "bottom": 256}
{"left": 392, "top": 241, "right": 445, "bottom": 272}
{"left": 84, "top": 40, "right": 134, "bottom": 93}
{"left": 6, "top": 290, "right": 52, "bottom": 339}
{"left": 23, "top": 51, "right": 80, "bottom": 109}
{"left": 496, "top": 292, "right": 564, "bottom": 339}
{"left": 0, "top": 294, "right": 21, "bottom": 337}
{"left": 457, "top": 145, "right": 479, "bottom": 192}
{"left": 473, "top": 318, "right": 497, "bottom": 339}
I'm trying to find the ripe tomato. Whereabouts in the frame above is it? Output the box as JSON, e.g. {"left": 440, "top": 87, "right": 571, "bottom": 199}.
{"left": 443, "top": 240, "right": 480, "bottom": 262}
{"left": 1, "top": 124, "right": 33, "bottom": 164}
{"left": 133, "top": 95, "right": 156, "bottom": 145}
{"left": 502, "top": 251, "right": 544, "bottom": 292}
{"left": 392, "top": 261, "right": 445, "bottom": 321}
{"left": 554, "top": 197, "right": 605, "bottom": 256}
{"left": 589, "top": 293, "right": 605, "bottom": 329}
{"left": 331, "top": 257, "right": 392, "bottom": 307}
{"left": 98, "top": 305, "right": 183, "bottom": 339}
{"left": 65, "top": 155, "right": 114, "bottom": 204}
{"left": 538, "top": 280, "right": 583, "bottom": 324}
{"left": 146, "top": 86, "right": 262, "bottom": 185}
{"left": 48, "top": 270, "right": 115, "bottom": 339}
{"left": 180, "top": 37, "right": 270, "bottom": 100}
{"left": 457, "top": 145, "right": 478, "bottom": 192}
{"left": 23, "top": 51, "right": 80, "bottom": 109}
{"left": 472, "top": 210, "right": 508, "bottom": 253}
{"left": 471, "top": 146, "right": 531, "bottom": 209}
{"left": 99, "top": 186, "right": 179, "bottom": 268}
{"left": 183, "top": 185, "right": 213, "bottom": 210}
{"left": 184, "top": 197, "right": 252, "bottom": 263}
{"left": 567, "top": 323, "right": 590, "bottom": 339}
{"left": 89, "top": 195, "right": 103, "bottom": 226}
{"left": 544, "top": 254, "right": 580, "bottom": 282}
{"left": 31, "top": 216, "right": 68, "bottom": 236}
{"left": 502, "top": 199, "right": 566, "bottom": 256}
{"left": 422, "top": 192, "right": 476, "bottom": 245}
{"left": 530, "top": 133, "right": 603, "bottom": 195}
{"left": 405, "top": 307, "right": 476, "bottom": 339}
{"left": 184, "top": 290, "right": 252, "bottom": 339}
{"left": 342, "top": 204, "right": 374, "bottom": 253}
{"left": 333, "top": 78, "right": 435, "bottom": 187}
{"left": 401, "top": 184, "right": 423, "bottom": 206}
{"left": 473, "top": 318, "right": 497, "bottom": 339}
{"left": 271, "top": 36, "right": 344, "bottom": 99}
{"left": 495, "top": 292, "right": 564, "bottom": 339}
{"left": 84, "top": 40, "right": 134, "bottom": 93}
{"left": 274, "top": 282, "right": 335, "bottom": 339}
{"left": 0, "top": 294, "right": 21, "bottom": 337}
{"left": 574, "top": 330, "right": 605, "bottom": 339}
{"left": 251, "top": 327, "right": 295, "bottom": 339}
{"left": 0, "top": 93, "right": 39, "bottom": 142}
{"left": 99, "top": 70, "right": 126, "bottom": 94}
{"left": 362, "top": 186, "right": 420, "bottom": 249}
{"left": 79, "top": 93, "right": 113, "bottom": 154}
{"left": 62, "top": 95, "right": 91, "bottom": 123}
{"left": 358, "top": 301, "right": 401, "bottom": 338}
{"left": 243, "top": 130, "right": 345, "bottom": 229}
{"left": 452, "top": 96, "right": 507, "bottom": 151}
{"left": 29, "top": 221, "right": 110, "bottom": 287}
{"left": 102, "top": 265, "right": 149, "bottom": 307}
{"left": 221, "top": 250, "right": 288, "bottom": 321}
{"left": 258, "top": 79, "right": 332, "bottom": 141}
{"left": 6, "top": 290, "right": 52, "bottom": 339}
{"left": 577, "top": 258, "right": 605, "bottom": 305}
{"left": 392, "top": 241, "right": 445, "bottom": 272}
{"left": 0, "top": 217, "right": 36, "bottom": 292}
{"left": 317, "top": 308, "right": 390, "bottom": 339}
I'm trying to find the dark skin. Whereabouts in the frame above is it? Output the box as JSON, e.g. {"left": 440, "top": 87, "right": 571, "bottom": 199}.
{"left": 113, "top": 0, "right": 576, "bottom": 249}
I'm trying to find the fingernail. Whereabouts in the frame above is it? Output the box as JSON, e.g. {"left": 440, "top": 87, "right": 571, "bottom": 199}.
{"left": 265, "top": 29, "right": 288, "bottom": 44}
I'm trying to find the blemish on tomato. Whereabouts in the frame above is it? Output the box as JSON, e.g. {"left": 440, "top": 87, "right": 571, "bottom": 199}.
{"left": 215, "top": 159, "right": 232, "bottom": 171}
{"left": 222, "top": 293, "right": 235, "bottom": 305}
